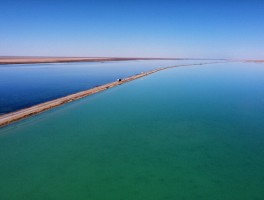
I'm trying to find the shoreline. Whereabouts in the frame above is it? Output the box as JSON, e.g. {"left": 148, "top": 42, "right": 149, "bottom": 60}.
{"left": 0, "top": 57, "right": 227, "bottom": 65}
{"left": 0, "top": 57, "right": 138, "bottom": 65}
{"left": 0, "top": 62, "right": 223, "bottom": 128}
{"left": 244, "top": 60, "right": 264, "bottom": 63}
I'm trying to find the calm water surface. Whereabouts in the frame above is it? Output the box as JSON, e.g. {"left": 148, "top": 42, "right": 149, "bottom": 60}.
{"left": 0, "top": 60, "right": 204, "bottom": 114}
{"left": 0, "top": 62, "right": 264, "bottom": 200}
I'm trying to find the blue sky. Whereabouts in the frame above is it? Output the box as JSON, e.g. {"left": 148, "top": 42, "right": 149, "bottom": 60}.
{"left": 0, "top": 0, "right": 263, "bottom": 59}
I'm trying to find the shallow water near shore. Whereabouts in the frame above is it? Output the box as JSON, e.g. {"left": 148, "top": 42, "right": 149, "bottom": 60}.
{"left": 0, "top": 62, "right": 264, "bottom": 199}
{"left": 0, "top": 59, "right": 205, "bottom": 114}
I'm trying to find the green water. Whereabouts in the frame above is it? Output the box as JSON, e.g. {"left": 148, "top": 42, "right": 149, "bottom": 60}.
{"left": 1, "top": 63, "right": 264, "bottom": 200}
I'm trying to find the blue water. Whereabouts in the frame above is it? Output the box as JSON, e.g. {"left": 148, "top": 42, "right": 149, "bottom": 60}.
{"left": 0, "top": 62, "right": 263, "bottom": 200}
{"left": 0, "top": 60, "right": 209, "bottom": 114}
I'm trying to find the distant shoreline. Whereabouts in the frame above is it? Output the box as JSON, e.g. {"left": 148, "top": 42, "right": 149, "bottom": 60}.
{"left": 244, "top": 60, "right": 264, "bottom": 63}
{"left": 0, "top": 57, "right": 139, "bottom": 65}
{"left": 0, "top": 62, "right": 222, "bottom": 128}
{"left": 0, "top": 57, "right": 226, "bottom": 65}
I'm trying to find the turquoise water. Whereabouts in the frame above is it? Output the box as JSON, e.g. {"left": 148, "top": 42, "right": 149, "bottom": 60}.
{"left": 0, "top": 62, "right": 264, "bottom": 199}
{"left": 0, "top": 59, "right": 205, "bottom": 114}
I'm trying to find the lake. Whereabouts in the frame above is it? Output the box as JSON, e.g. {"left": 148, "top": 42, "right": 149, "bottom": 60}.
{"left": 0, "top": 62, "right": 264, "bottom": 199}
{"left": 0, "top": 60, "right": 208, "bottom": 114}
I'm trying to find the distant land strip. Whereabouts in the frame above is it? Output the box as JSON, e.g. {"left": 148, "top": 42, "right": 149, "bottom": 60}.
{"left": 244, "top": 60, "right": 264, "bottom": 63}
{"left": 0, "top": 62, "right": 224, "bottom": 128}
{"left": 0, "top": 57, "right": 227, "bottom": 65}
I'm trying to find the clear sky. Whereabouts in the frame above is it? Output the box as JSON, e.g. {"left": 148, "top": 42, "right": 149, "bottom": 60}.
{"left": 0, "top": 0, "right": 263, "bottom": 59}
